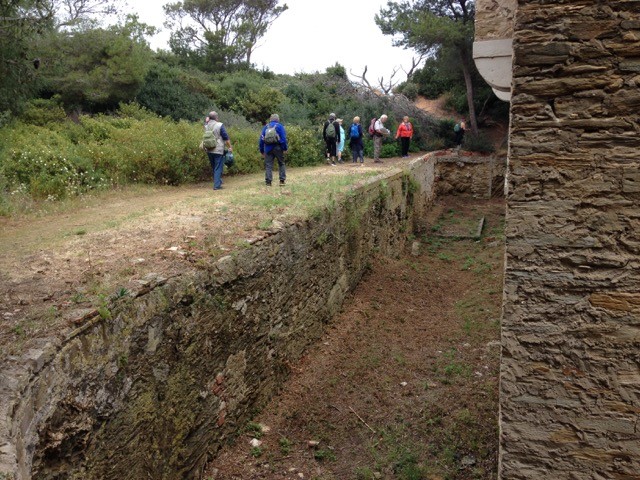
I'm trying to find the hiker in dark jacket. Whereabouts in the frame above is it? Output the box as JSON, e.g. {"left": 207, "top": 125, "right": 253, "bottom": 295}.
{"left": 323, "top": 113, "right": 340, "bottom": 166}
{"left": 259, "top": 113, "right": 288, "bottom": 186}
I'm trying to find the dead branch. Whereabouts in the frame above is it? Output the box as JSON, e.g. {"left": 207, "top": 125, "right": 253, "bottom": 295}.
{"left": 378, "top": 67, "right": 399, "bottom": 95}
{"left": 350, "top": 65, "right": 376, "bottom": 93}
{"left": 401, "top": 54, "right": 426, "bottom": 80}
{"left": 349, "top": 406, "right": 376, "bottom": 433}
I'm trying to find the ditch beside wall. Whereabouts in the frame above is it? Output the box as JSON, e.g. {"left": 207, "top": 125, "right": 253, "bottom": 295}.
{"left": 0, "top": 153, "right": 503, "bottom": 479}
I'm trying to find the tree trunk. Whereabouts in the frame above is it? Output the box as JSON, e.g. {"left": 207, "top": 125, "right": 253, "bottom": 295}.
{"left": 460, "top": 50, "right": 478, "bottom": 135}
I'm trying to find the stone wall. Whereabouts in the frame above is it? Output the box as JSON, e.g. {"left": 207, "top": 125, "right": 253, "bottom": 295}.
{"left": 0, "top": 159, "right": 435, "bottom": 479}
{"left": 502, "top": 2, "right": 640, "bottom": 478}
{"left": 475, "top": 0, "right": 517, "bottom": 40}
{"left": 435, "top": 153, "right": 506, "bottom": 198}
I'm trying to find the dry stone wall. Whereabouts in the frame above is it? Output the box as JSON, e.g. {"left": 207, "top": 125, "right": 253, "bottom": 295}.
{"left": 502, "top": 2, "right": 640, "bottom": 478}
{"left": 0, "top": 159, "right": 435, "bottom": 480}
{"left": 475, "top": 0, "right": 517, "bottom": 40}
{"left": 434, "top": 153, "right": 506, "bottom": 198}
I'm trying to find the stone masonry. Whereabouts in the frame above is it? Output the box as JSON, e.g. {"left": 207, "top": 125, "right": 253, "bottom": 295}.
{"left": 0, "top": 159, "right": 436, "bottom": 479}
{"left": 501, "top": 2, "right": 640, "bottom": 478}
{"left": 434, "top": 153, "right": 506, "bottom": 198}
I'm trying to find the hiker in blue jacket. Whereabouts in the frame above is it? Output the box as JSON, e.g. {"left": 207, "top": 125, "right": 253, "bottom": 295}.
{"left": 259, "top": 113, "right": 288, "bottom": 186}
{"left": 349, "top": 116, "right": 365, "bottom": 164}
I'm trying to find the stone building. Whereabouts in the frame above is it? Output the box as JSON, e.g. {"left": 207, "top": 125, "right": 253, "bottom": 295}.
{"left": 474, "top": 1, "right": 640, "bottom": 478}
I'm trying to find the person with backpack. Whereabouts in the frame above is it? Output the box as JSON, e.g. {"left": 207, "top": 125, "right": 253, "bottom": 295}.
{"left": 259, "top": 113, "right": 288, "bottom": 187}
{"left": 323, "top": 113, "right": 340, "bottom": 166}
{"left": 202, "top": 111, "right": 233, "bottom": 190}
{"left": 349, "top": 116, "right": 364, "bottom": 164}
{"left": 395, "top": 116, "right": 414, "bottom": 158}
{"left": 336, "top": 118, "right": 346, "bottom": 164}
{"left": 454, "top": 117, "right": 466, "bottom": 147}
{"left": 372, "top": 114, "right": 389, "bottom": 163}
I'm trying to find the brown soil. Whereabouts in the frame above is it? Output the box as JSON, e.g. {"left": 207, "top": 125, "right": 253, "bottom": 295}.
{"left": 205, "top": 196, "right": 505, "bottom": 480}
{"left": 414, "top": 95, "right": 458, "bottom": 120}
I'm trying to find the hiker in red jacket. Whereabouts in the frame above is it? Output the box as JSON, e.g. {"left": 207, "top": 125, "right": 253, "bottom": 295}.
{"left": 395, "top": 116, "right": 414, "bottom": 158}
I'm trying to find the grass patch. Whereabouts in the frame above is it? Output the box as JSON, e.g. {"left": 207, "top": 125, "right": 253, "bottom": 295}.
{"left": 367, "top": 426, "right": 432, "bottom": 480}
{"left": 436, "top": 349, "right": 472, "bottom": 384}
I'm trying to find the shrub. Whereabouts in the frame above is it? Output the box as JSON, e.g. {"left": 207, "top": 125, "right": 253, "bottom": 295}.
{"left": 88, "top": 117, "right": 206, "bottom": 185}
{"left": 463, "top": 132, "right": 495, "bottom": 153}
{"left": 225, "top": 126, "right": 264, "bottom": 174}
{"left": 284, "top": 125, "right": 325, "bottom": 167}
{"left": 443, "top": 86, "right": 469, "bottom": 113}
{"left": 0, "top": 124, "right": 110, "bottom": 200}
{"left": 136, "top": 63, "right": 212, "bottom": 121}
{"left": 362, "top": 136, "right": 399, "bottom": 159}
{"left": 117, "top": 102, "right": 159, "bottom": 121}
{"left": 432, "top": 119, "right": 458, "bottom": 149}
{"left": 19, "top": 98, "right": 67, "bottom": 126}
{"left": 237, "top": 87, "right": 285, "bottom": 124}
{"left": 397, "top": 82, "right": 419, "bottom": 101}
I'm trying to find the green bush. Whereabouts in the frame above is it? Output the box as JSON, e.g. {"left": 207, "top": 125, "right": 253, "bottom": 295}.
{"left": 463, "top": 132, "right": 495, "bottom": 153}
{"left": 432, "top": 119, "right": 457, "bottom": 149}
{"left": 0, "top": 113, "right": 208, "bottom": 204}
{"left": 136, "top": 63, "right": 212, "bottom": 121}
{"left": 117, "top": 102, "right": 160, "bottom": 121}
{"left": 0, "top": 124, "right": 109, "bottom": 200}
{"left": 443, "top": 86, "right": 469, "bottom": 113}
{"left": 285, "top": 125, "right": 325, "bottom": 167}
{"left": 396, "top": 82, "right": 419, "bottom": 101}
{"left": 19, "top": 98, "right": 67, "bottom": 126}
{"left": 225, "top": 127, "right": 264, "bottom": 174}
{"left": 0, "top": 107, "right": 329, "bottom": 211}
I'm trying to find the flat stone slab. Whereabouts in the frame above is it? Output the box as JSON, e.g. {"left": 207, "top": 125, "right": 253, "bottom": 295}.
{"left": 433, "top": 215, "right": 485, "bottom": 239}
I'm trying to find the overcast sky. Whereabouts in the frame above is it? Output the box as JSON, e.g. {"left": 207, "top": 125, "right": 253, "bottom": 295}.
{"left": 125, "top": 0, "right": 417, "bottom": 84}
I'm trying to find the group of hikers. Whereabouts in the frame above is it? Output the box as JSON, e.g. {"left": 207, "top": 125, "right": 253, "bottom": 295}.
{"left": 320, "top": 113, "right": 414, "bottom": 166}
{"left": 202, "top": 110, "right": 466, "bottom": 190}
{"left": 201, "top": 111, "right": 289, "bottom": 189}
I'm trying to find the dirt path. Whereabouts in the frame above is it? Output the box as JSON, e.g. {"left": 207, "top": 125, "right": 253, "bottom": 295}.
{"left": 414, "top": 96, "right": 458, "bottom": 120}
{"left": 205, "top": 196, "right": 505, "bottom": 480}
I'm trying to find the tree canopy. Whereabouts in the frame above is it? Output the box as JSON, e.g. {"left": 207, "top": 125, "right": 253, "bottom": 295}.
{"left": 376, "top": 0, "right": 480, "bottom": 133}
{"left": 163, "top": 0, "right": 288, "bottom": 71}
{"left": 33, "top": 15, "right": 155, "bottom": 111}
{"left": 0, "top": 0, "right": 129, "bottom": 115}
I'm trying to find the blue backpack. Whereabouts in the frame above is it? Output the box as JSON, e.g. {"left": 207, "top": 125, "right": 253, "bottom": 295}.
{"left": 350, "top": 123, "right": 360, "bottom": 138}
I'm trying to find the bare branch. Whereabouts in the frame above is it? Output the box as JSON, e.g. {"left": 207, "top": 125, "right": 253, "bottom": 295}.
{"left": 378, "top": 67, "right": 399, "bottom": 95}
{"left": 350, "top": 65, "right": 376, "bottom": 93}
{"left": 401, "top": 54, "right": 425, "bottom": 80}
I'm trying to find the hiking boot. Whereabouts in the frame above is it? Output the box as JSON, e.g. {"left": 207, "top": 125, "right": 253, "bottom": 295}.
{"left": 279, "top": 180, "right": 286, "bottom": 186}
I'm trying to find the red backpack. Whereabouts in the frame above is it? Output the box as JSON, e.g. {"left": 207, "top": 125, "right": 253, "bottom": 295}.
{"left": 368, "top": 117, "right": 377, "bottom": 136}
